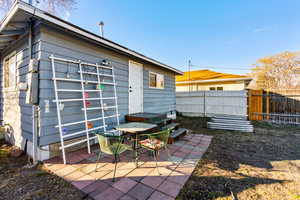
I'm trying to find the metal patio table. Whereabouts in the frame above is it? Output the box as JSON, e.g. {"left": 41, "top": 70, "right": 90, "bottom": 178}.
{"left": 115, "top": 122, "right": 157, "bottom": 167}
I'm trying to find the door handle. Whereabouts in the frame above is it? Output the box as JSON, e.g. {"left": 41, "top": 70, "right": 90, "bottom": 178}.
{"left": 129, "top": 89, "right": 132, "bottom": 92}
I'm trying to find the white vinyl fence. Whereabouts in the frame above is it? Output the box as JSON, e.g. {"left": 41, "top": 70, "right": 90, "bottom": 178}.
{"left": 176, "top": 90, "right": 248, "bottom": 117}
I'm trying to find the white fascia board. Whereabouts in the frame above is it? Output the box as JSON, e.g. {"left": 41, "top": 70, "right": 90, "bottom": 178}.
{"left": 0, "top": 1, "right": 19, "bottom": 32}
{"left": 177, "top": 77, "right": 253, "bottom": 84}
{"left": 16, "top": 1, "right": 183, "bottom": 75}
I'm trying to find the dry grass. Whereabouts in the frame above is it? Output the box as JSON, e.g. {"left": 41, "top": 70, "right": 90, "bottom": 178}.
{"left": 1, "top": 117, "right": 300, "bottom": 200}
{"left": 176, "top": 116, "right": 300, "bottom": 200}
{"left": 0, "top": 140, "right": 91, "bottom": 200}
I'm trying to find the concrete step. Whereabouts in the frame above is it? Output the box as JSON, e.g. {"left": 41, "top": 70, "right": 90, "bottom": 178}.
{"left": 212, "top": 115, "right": 247, "bottom": 120}
{"left": 211, "top": 118, "right": 251, "bottom": 125}
{"left": 208, "top": 115, "right": 253, "bottom": 132}
{"left": 170, "top": 128, "right": 188, "bottom": 138}
{"left": 208, "top": 125, "right": 253, "bottom": 132}
{"left": 168, "top": 128, "right": 188, "bottom": 144}
{"left": 162, "top": 123, "right": 180, "bottom": 130}
{"left": 207, "top": 122, "right": 253, "bottom": 128}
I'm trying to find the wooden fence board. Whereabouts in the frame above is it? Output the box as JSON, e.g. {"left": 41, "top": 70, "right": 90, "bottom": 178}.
{"left": 248, "top": 90, "right": 263, "bottom": 120}
{"left": 248, "top": 89, "right": 300, "bottom": 124}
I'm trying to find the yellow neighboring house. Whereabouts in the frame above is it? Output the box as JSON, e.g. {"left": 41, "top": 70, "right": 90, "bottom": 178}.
{"left": 176, "top": 69, "right": 252, "bottom": 91}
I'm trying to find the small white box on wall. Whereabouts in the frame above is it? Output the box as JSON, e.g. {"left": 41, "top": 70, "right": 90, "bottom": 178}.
{"left": 18, "top": 82, "right": 28, "bottom": 91}
{"left": 167, "top": 110, "right": 176, "bottom": 120}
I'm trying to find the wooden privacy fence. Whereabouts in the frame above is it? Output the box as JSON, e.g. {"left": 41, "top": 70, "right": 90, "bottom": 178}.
{"left": 248, "top": 89, "right": 300, "bottom": 124}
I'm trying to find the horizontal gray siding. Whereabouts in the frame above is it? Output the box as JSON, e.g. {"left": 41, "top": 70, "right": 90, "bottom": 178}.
{"left": 143, "top": 64, "right": 176, "bottom": 113}
{"left": 0, "top": 27, "right": 42, "bottom": 143}
{"left": 38, "top": 25, "right": 130, "bottom": 145}
{"left": 38, "top": 24, "right": 176, "bottom": 146}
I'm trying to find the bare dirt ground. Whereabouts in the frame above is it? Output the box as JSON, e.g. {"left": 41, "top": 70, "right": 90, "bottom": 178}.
{"left": 1, "top": 116, "right": 300, "bottom": 200}
{"left": 0, "top": 140, "right": 91, "bottom": 200}
{"left": 176, "top": 116, "right": 300, "bottom": 200}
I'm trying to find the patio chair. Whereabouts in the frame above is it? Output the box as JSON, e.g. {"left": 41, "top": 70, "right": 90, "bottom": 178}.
{"left": 139, "top": 129, "right": 171, "bottom": 175}
{"left": 93, "top": 131, "right": 132, "bottom": 182}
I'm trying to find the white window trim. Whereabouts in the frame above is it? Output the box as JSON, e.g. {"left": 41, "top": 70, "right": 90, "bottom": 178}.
{"left": 149, "top": 71, "right": 164, "bottom": 89}
{"left": 2, "top": 51, "right": 17, "bottom": 92}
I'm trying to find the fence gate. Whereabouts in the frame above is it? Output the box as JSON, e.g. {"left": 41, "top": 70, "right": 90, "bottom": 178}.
{"left": 248, "top": 89, "right": 300, "bottom": 124}
{"left": 248, "top": 90, "right": 263, "bottom": 120}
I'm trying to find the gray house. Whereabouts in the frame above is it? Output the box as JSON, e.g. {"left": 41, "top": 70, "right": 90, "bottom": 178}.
{"left": 0, "top": 1, "right": 182, "bottom": 161}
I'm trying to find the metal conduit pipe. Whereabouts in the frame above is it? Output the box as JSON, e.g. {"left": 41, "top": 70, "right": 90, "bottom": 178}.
{"left": 28, "top": 19, "right": 36, "bottom": 163}
{"left": 28, "top": 13, "right": 40, "bottom": 163}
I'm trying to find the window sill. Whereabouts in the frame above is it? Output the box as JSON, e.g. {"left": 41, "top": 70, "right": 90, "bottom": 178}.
{"left": 149, "top": 87, "right": 164, "bottom": 90}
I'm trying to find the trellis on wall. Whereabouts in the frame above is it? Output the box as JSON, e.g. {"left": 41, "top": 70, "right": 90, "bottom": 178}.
{"left": 50, "top": 55, "right": 120, "bottom": 164}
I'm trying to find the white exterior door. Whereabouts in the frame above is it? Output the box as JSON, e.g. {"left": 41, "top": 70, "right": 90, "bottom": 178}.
{"left": 128, "top": 60, "right": 143, "bottom": 114}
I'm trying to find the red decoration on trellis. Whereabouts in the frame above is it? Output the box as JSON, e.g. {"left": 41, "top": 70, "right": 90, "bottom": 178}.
{"left": 85, "top": 101, "right": 91, "bottom": 107}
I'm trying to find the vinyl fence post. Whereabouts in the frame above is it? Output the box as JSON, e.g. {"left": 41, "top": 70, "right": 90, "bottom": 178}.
{"left": 248, "top": 89, "right": 252, "bottom": 120}
{"left": 204, "top": 90, "right": 206, "bottom": 117}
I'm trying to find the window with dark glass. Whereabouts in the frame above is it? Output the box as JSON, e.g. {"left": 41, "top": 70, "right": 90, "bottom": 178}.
{"left": 149, "top": 72, "right": 164, "bottom": 89}
{"left": 3, "top": 53, "right": 16, "bottom": 89}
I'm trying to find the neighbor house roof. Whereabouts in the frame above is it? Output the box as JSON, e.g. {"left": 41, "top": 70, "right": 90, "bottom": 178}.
{"left": 0, "top": 0, "right": 183, "bottom": 75}
{"left": 176, "top": 69, "right": 252, "bottom": 85}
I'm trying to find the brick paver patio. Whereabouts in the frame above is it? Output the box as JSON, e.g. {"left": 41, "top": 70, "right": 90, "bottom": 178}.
{"left": 44, "top": 134, "right": 212, "bottom": 200}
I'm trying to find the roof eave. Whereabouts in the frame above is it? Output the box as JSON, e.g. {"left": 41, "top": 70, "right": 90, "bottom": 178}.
{"left": 0, "top": 1, "right": 27, "bottom": 52}
{"left": 0, "top": 1, "right": 19, "bottom": 32}
{"left": 0, "top": 1, "right": 183, "bottom": 75}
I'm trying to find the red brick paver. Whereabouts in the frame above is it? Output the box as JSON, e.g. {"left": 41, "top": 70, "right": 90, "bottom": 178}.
{"left": 119, "top": 195, "right": 135, "bottom": 200}
{"left": 94, "top": 187, "right": 124, "bottom": 200}
{"left": 43, "top": 134, "right": 212, "bottom": 200}
{"left": 54, "top": 165, "right": 77, "bottom": 177}
{"left": 112, "top": 178, "right": 138, "bottom": 193}
{"left": 127, "top": 183, "right": 154, "bottom": 200}
{"left": 167, "top": 171, "right": 190, "bottom": 186}
{"left": 64, "top": 170, "right": 86, "bottom": 182}
{"left": 141, "top": 175, "right": 164, "bottom": 189}
{"left": 82, "top": 180, "right": 110, "bottom": 194}
{"left": 71, "top": 174, "right": 95, "bottom": 190}
{"left": 157, "top": 180, "right": 182, "bottom": 198}
{"left": 148, "top": 191, "right": 174, "bottom": 200}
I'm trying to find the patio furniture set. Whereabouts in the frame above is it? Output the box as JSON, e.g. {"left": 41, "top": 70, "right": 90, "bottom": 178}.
{"left": 92, "top": 113, "right": 188, "bottom": 182}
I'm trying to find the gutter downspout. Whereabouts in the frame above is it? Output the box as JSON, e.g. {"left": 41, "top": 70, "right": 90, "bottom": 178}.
{"left": 28, "top": 19, "right": 35, "bottom": 162}
{"left": 28, "top": 18, "right": 39, "bottom": 164}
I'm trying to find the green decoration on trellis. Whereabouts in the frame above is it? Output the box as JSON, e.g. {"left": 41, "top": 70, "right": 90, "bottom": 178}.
{"left": 97, "top": 84, "right": 105, "bottom": 90}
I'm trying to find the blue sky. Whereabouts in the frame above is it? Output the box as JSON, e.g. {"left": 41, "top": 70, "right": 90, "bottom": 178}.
{"left": 3, "top": 0, "right": 300, "bottom": 74}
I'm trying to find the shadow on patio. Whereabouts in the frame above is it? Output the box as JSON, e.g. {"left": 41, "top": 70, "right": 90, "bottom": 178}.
{"left": 43, "top": 134, "right": 212, "bottom": 200}
{"left": 175, "top": 116, "right": 300, "bottom": 199}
